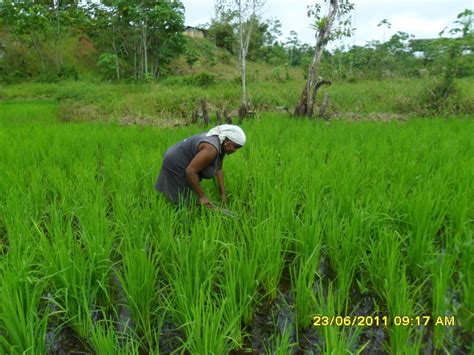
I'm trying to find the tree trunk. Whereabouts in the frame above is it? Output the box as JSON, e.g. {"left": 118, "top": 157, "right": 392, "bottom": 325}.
{"left": 138, "top": 36, "right": 143, "bottom": 79}
{"left": 238, "top": 4, "right": 247, "bottom": 120}
{"left": 319, "top": 92, "right": 330, "bottom": 119}
{"left": 192, "top": 110, "right": 198, "bottom": 124}
{"left": 30, "top": 35, "right": 46, "bottom": 75}
{"left": 295, "top": 0, "right": 339, "bottom": 118}
{"left": 112, "top": 27, "right": 120, "bottom": 80}
{"left": 308, "top": 79, "right": 332, "bottom": 117}
{"left": 143, "top": 19, "right": 148, "bottom": 77}
{"left": 153, "top": 57, "right": 160, "bottom": 78}
{"left": 224, "top": 108, "right": 232, "bottom": 124}
{"left": 54, "top": 5, "right": 62, "bottom": 74}
{"left": 238, "top": 2, "right": 256, "bottom": 122}
{"left": 134, "top": 41, "right": 138, "bottom": 80}
{"left": 201, "top": 99, "right": 210, "bottom": 126}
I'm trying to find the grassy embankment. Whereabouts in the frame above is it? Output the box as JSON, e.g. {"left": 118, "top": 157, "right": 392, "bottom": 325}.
{"left": 1, "top": 75, "right": 473, "bottom": 123}
{"left": 0, "top": 101, "right": 472, "bottom": 353}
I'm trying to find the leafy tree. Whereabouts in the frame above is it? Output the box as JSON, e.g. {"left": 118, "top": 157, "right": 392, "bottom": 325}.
{"left": 208, "top": 10, "right": 237, "bottom": 53}
{"left": 286, "top": 31, "right": 302, "bottom": 65}
{"left": 81, "top": 2, "right": 122, "bottom": 80}
{"left": 423, "top": 9, "right": 473, "bottom": 113}
{"left": 1, "top": 1, "right": 51, "bottom": 76}
{"left": 146, "top": 1, "right": 186, "bottom": 77}
{"left": 246, "top": 17, "right": 281, "bottom": 61}
{"left": 84, "top": 0, "right": 185, "bottom": 80}
{"left": 185, "top": 47, "right": 199, "bottom": 69}
{"left": 261, "top": 41, "right": 287, "bottom": 65}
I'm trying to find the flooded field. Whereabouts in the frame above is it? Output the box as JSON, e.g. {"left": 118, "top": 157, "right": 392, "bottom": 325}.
{"left": 0, "top": 101, "right": 472, "bottom": 353}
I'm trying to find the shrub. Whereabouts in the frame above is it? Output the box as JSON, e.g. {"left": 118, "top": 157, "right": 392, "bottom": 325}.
{"left": 185, "top": 72, "right": 216, "bottom": 87}
{"left": 97, "top": 53, "right": 118, "bottom": 80}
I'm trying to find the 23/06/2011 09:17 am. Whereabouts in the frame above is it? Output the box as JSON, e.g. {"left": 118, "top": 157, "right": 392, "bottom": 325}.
{"left": 312, "top": 315, "right": 456, "bottom": 327}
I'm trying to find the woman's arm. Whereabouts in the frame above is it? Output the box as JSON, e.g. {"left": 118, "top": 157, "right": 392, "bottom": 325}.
{"left": 185, "top": 143, "right": 218, "bottom": 207}
{"left": 215, "top": 169, "right": 227, "bottom": 204}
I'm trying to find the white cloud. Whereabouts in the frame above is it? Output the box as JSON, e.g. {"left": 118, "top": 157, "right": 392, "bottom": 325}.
{"left": 390, "top": 15, "right": 447, "bottom": 38}
{"left": 182, "top": 0, "right": 473, "bottom": 47}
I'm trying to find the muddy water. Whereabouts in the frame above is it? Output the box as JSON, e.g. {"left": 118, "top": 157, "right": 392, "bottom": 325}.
{"left": 43, "top": 262, "right": 469, "bottom": 354}
{"left": 45, "top": 325, "right": 91, "bottom": 354}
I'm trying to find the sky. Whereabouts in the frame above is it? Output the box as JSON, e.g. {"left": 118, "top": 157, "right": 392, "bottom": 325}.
{"left": 181, "top": 0, "right": 473, "bottom": 48}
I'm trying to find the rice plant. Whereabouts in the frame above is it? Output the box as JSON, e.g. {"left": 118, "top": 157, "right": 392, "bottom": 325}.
{"left": 0, "top": 257, "right": 50, "bottom": 354}
{"left": 0, "top": 101, "right": 472, "bottom": 353}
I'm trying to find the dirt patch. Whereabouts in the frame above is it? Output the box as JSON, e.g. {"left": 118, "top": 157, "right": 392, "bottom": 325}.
{"left": 58, "top": 101, "right": 102, "bottom": 122}
{"left": 273, "top": 107, "right": 412, "bottom": 122}
{"left": 118, "top": 116, "right": 189, "bottom": 128}
{"left": 330, "top": 112, "right": 410, "bottom": 122}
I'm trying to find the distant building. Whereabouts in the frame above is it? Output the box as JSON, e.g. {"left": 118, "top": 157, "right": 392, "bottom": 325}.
{"left": 183, "top": 26, "right": 207, "bottom": 39}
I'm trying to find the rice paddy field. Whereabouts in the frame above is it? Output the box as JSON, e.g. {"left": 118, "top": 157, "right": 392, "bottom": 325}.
{"left": 0, "top": 100, "right": 472, "bottom": 354}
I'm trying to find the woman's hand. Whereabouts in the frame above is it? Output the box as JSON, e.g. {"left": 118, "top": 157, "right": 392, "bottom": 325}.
{"left": 198, "top": 196, "right": 213, "bottom": 208}
{"left": 220, "top": 192, "right": 228, "bottom": 205}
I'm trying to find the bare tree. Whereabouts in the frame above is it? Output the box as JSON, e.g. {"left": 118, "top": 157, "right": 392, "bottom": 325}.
{"left": 294, "top": 0, "right": 354, "bottom": 118}
{"left": 216, "top": 0, "right": 266, "bottom": 120}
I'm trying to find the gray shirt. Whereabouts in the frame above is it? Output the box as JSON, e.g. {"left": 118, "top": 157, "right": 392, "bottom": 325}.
{"left": 155, "top": 133, "right": 224, "bottom": 203}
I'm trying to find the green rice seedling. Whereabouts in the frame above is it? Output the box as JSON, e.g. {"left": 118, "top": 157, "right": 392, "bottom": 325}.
{"left": 287, "top": 189, "right": 324, "bottom": 329}
{"left": 458, "top": 235, "right": 473, "bottom": 335}
{"left": 0, "top": 258, "right": 50, "bottom": 354}
{"left": 220, "top": 243, "right": 258, "bottom": 338}
{"left": 0, "top": 100, "right": 57, "bottom": 125}
{"left": 290, "top": 249, "right": 319, "bottom": 328}
{"left": 165, "top": 226, "right": 222, "bottom": 325}
{"left": 250, "top": 218, "right": 285, "bottom": 301}
{"left": 118, "top": 245, "right": 160, "bottom": 344}
{"left": 266, "top": 324, "right": 296, "bottom": 355}
{"left": 403, "top": 186, "right": 446, "bottom": 279}
{"left": 431, "top": 249, "right": 456, "bottom": 351}
{"left": 363, "top": 230, "right": 424, "bottom": 353}
{"left": 181, "top": 287, "right": 241, "bottom": 354}
{"left": 88, "top": 321, "right": 122, "bottom": 355}
{"left": 324, "top": 211, "right": 364, "bottom": 314}
{"left": 171, "top": 220, "right": 222, "bottom": 285}
{"left": 149, "top": 203, "right": 185, "bottom": 266}
{"left": 88, "top": 318, "right": 135, "bottom": 354}
{"left": 386, "top": 267, "right": 425, "bottom": 353}
{"left": 0, "top": 191, "right": 37, "bottom": 257}
{"left": 35, "top": 204, "right": 111, "bottom": 340}
{"left": 314, "top": 281, "right": 361, "bottom": 354}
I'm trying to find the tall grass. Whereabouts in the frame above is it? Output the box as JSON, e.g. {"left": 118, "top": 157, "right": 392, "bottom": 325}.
{"left": 0, "top": 101, "right": 472, "bottom": 352}
{"left": 1, "top": 77, "right": 472, "bottom": 122}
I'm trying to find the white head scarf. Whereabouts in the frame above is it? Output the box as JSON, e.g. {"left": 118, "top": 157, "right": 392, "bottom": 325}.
{"left": 206, "top": 124, "right": 246, "bottom": 146}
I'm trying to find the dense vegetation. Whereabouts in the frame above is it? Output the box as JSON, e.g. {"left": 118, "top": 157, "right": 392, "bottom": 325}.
{"left": 0, "top": 2, "right": 472, "bottom": 83}
{"left": 0, "top": 101, "right": 472, "bottom": 353}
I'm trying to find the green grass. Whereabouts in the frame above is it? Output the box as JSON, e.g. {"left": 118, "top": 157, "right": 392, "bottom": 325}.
{"left": 0, "top": 101, "right": 472, "bottom": 353}
{"left": 1, "top": 77, "right": 472, "bottom": 123}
